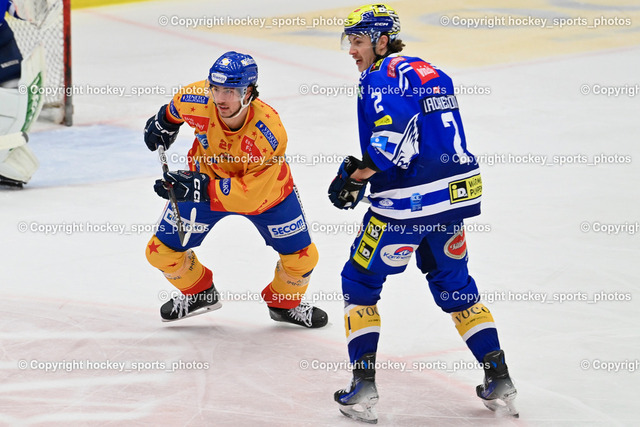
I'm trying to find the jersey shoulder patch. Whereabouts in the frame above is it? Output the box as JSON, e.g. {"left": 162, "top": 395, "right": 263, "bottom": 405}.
{"left": 386, "top": 56, "right": 406, "bottom": 78}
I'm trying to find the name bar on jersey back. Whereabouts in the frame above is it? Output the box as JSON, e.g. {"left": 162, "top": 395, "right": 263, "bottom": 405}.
{"left": 421, "top": 94, "right": 459, "bottom": 115}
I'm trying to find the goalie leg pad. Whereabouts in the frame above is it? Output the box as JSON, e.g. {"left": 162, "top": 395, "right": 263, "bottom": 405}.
{"left": 0, "top": 44, "right": 46, "bottom": 134}
{"left": 146, "top": 235, "right": 212, "bottom": 295}
{"left": 262, "top": 243, "right": 318, "bottom": 308}
{"left": 0, "top": 134, "right": 38, "bottom": 184}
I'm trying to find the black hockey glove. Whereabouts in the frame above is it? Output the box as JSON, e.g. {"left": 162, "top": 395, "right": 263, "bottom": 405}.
{"left": 154, "top": 170, "right": 211, "bottom": 203}
{"left": 144, "top": 104, "right": 183, "bottom": 151}
{"left": 328, "top": 156, "right": 369, "bottom": 209}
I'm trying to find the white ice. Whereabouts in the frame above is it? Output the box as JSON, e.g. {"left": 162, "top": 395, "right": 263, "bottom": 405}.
{"left": 1, "top": 1, "right": 639, "bottom": 426}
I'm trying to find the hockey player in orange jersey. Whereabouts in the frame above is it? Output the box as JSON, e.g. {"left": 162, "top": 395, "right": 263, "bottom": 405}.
{"left": 143, "top": 51, "right": 327, "bottom": 328}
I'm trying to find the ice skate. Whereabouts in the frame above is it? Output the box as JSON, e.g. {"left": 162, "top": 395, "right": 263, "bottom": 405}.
{"left": 268, "top": 301, "right": 328, "bottom": 328}
{"left": 335, "top": 353, "right": 379, "bottom": 424}
{"left": 160, "top": 283, "right": 221, "bottom": 322}
{"left": 476, "top": 350, "right": 519, "bottom": 417}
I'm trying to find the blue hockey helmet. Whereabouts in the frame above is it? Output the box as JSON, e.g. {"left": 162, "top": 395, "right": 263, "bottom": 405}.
{"left": 342, "top": 4, "right": 401, "bottom": 47}
{"left": 208, "top": 51, "right": 258, "bottom": 88}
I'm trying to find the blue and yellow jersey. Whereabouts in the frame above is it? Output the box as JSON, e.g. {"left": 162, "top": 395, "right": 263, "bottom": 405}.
{"left": 358, "top": 54, "right": 482, "bottom": 222}
{"left": 166, "top": 80, "right": 293, "bottom": 215}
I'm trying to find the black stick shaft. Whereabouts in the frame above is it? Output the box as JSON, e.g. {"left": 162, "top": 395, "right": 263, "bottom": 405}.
{"left": 157, "top": 145, "right": 186, "bottom": 245}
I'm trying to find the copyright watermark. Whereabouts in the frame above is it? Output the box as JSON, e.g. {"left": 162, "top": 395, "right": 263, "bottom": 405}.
{"left": 580, "top": 359, "right": 639, "bottom": 372}
{"left": 580, "top": 221, "right": 639, "bottom": 235}
{"left": 17, "top": 359, "right": 210, "bottom": 373}
{"left": 299, "top": 358, "right": 491, "bottom": 373}
{"left": 440, "top": 152, "right": 632, "bottom": 167}
{"left": 16, "top": 221, "right": 164, "bottom": 236}
{"left": 439, "top": 290, "right": 632, "bottom": 304}
{"left": 158, "top": 15, "right": 345, "bottom": 29}
{"left": 580, "top": 84, "right": 639, "bottom": 97}
{"left": 439, "top": 15, "right": 632, "bottom": 29}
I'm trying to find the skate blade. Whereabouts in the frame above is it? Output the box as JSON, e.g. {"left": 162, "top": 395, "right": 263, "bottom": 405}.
{"left": 162, "top": 302, "right": 222, "bottom": 322}
{"left": 482, "top": 398, "right": 519, "bottom": 418}
{"left": 340, "top": 406, "right": 378, "bottom": 424}
{"left": 338, "top": 402, "right": 378, "bottom": 424}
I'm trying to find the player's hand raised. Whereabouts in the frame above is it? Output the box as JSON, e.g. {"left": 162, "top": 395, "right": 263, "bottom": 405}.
{"left": 144, "top": 105, "right": 183, "bottom": 151}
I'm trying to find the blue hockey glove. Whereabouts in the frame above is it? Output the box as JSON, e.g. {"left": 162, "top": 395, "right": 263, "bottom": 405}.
{"left": 328, "top": 156, "right": 368, "bottom": 209}
{"left": 154, "top": 170, "right": 211, "bottom": 203}
{"left": 144, "top": 105, "right": 183, "bottom": 151}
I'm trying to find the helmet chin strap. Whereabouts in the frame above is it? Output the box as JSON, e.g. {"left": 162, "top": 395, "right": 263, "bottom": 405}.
{"left": 210, "top": 86, "right": 251, "bottom": 120}
{"left": 227, "top": 91, "right": 251, "bottom": 119}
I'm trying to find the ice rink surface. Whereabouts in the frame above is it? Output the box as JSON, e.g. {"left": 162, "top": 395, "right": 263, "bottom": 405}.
{"left": 1, "top": 0, "right": 640, "bottom": 425}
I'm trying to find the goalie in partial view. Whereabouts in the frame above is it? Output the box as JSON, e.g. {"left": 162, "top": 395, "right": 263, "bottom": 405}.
{"left": 143, "top": 51, "right": 328, "bottom": 329}
{"left": 329, "top": 4, "right": 518, "bottom": 423}
{"left": 0, "top": 0, "right": 56, "bottom": 187}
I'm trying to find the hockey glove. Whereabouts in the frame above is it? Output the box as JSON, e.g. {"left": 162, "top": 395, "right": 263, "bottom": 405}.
{"left": 154, "top": 170, "right": 210, "bottom": 203}
{"left": 144, "top": 105, "right": 183, "bottom": 151}
{"left": 328, "top": 156, "right": 368, "bottom": 209}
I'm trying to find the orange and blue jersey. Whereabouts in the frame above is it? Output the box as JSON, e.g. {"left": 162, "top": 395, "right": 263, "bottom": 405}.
{"left": 166, "top": 80, "right": 294, "bottom": 215}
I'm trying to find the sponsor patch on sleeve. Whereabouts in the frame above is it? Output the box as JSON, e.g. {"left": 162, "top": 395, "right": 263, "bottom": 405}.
{"left": 168, "top": 100, "right": 181, "bottom": 120}
{"left": 410, "top": 61, "right": 440, "bottom": 85}
{"left": 196, "top": 133, "right": 209, "bottom": 149}
{"left": 219, "top": 178, "right": 231, "bottom": 196}
{"left": 256, "top": 120, "right": 279, "bottom": 151}
{"left": 180, "top": 94, "right": 209, "bottom": 104}
{"left": 182, "top": 115, "right": 210, "bottom": 132}
{"left": 387, "top": 57, "right": 406, "bottom": 78}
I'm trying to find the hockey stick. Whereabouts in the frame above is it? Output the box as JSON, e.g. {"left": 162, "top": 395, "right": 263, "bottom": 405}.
{"left": 157, "top": 145, "right": 186, "bottom": 245}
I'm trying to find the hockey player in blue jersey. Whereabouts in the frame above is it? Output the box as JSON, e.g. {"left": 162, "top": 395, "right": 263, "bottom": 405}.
{"left": 328, "top": 4, "right": 518, "bottom": 423}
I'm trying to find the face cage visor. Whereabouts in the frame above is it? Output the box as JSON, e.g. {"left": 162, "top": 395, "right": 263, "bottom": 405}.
{"left": 208, "top": 84, "right": 248, "bottom": 103}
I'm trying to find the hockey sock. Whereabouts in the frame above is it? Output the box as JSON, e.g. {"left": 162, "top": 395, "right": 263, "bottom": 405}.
{"left": 262, "top": 244, "right": 318, "bottom": 309}
{"left": 146, "top": 236, "right": 212, "bottom": 295}
{"left": 451, "top": 302, "right": 501, "bottom": 363}
{"left": 345, "top": 304, "right": 381, "bottom": 363}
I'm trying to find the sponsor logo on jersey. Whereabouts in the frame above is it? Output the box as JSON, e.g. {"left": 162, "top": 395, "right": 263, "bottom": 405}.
{"left": 449, "top": 174, "right": 482, "bottom": 204}
{"left": 169, "top": 100, "right": 182, "bottom": 119}
{"left": 182, "top": 115, "right": 210, "bottom": 132}
{"left": 444, "top": 229, "right": 467, "bottom": 260}
{"left": 421, "top": 95, "right": 459, "bottom": 115}
{"left": 353, "top": 216, "right": 386, "bottom": 269}
{"left": 196, "top": 133, "right": 209, "bottom": 149}
{"left": 374, "top": 114, "right": 393, "bottom": 128}
{"left": 241, "top": 135, "right": 262, "bottom": 159}
{"left": 180, "top": 94, "right": 209, "bottom": 105}
{"left": 410, "top": 61, "right": 439, "bottom": 85}
{"left": 268, "top": 215, "right": 307, "bottom": 238}
{"left": 410, "top": 193, "right": 422, "bottom": 212}
{"left": 356, "top": 241, "right": 375, "bottom": 264}
{"left": 378, "top": 198, "right": 394, "bottom": 207}
{"left": 380, "top": 244, "right": 418, "bottom": 267}
{"left": 256, "top": 120, "right": 278, "bottom": 151}
{"left": 370, "top": 58, "right": 384, "bottom": 72}
{"left": 370, "top": 135, "right": 389, "bottom": 152}
{"left": 219, "top": 178, "right": 231, "bottom": 196}
{"left": 387, "top": 57, "right": 406, "bottom": 78}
